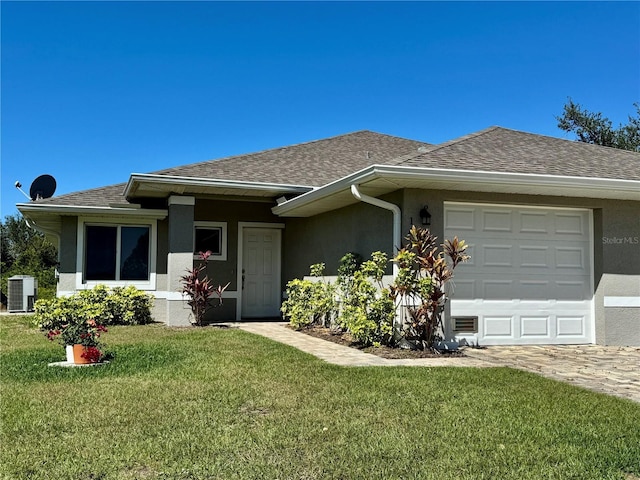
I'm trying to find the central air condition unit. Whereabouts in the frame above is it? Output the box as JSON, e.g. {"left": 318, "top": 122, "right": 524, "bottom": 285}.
{"left": 7, "top": 275, "right": 38, "bottom": 312}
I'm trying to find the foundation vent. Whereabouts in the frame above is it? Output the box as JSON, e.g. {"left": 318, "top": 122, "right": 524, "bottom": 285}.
{"left": 453, "top": 316, "right": 478, "bottom": 333}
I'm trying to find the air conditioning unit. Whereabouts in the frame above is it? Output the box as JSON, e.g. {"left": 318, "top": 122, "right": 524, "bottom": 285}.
{"left": 7, "top": 275, "right": 38, "bottom": 312}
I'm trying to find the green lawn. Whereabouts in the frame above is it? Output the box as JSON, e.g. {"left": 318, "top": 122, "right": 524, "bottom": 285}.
{"left": 1, "top": 316, "right": 639, "bottom": 480}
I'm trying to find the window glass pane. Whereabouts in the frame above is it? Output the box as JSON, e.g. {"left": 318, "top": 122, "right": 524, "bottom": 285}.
{"left": 195, "top": 228, "right": 221, "bottom": 255}
{"left": 85, "top": 226, "right": 117, "bottom": 280}
{"left": 120, "top": 227, "right": 150, "bottom": 280}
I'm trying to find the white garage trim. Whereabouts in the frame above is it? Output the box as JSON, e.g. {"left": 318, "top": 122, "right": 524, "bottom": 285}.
{"left": 445, "top": 202, "right": 594, "bottom": 345}
{"left": 604, "top": 296, "right": 640, "bottom": 308}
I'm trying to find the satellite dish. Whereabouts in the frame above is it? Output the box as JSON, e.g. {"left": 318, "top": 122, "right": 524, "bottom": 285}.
{"left": 29, "top": 174, "right": 57, "bottom": 201}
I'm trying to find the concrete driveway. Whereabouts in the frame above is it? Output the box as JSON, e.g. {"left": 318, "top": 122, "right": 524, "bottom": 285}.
{"left": 237, "top": 323, "right": 640, "bottom": 403}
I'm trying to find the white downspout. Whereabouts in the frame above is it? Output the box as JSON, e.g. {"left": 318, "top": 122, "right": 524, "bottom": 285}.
{"left": 350, "top": 184, "right": 400, "bottom": 276}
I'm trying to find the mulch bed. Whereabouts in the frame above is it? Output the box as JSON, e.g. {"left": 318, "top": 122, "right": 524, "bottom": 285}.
{"left": 291, "top": 324, "right": 465, "bottom": 359}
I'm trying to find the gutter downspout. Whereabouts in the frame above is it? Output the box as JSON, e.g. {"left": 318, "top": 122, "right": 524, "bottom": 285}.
{"left": 350, "top": 184, "right": 403, "bottom": 340}
{"left": 350, "top": 184, "right": 400, "bottom": 276}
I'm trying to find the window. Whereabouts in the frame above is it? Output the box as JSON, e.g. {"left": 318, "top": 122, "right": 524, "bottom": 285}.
{"left": 194, "top": 222, "right": 227, "bottom": 261}
{"left": 84, "top": 225, "right": 150, "bottom": 281}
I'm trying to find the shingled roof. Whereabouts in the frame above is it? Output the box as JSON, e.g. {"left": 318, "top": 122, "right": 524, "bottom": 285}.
{"left": 32, "top": 131, "right": 428, "bottom": 207}
{"left": 398, "top": 126, "right": 640, "bottom": 181}
{"left": 22, "top": 127, "right": 640, "bottom": 210}
{"left": 152, "top": 130, "right": 428, "bottom": 186}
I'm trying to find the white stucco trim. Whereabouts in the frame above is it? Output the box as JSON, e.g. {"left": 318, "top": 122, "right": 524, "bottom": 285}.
{"left": 168, "top": 195, "right": 195, "bottom": 206}
{"left": 604, "top": 296, "right": 640, "bottom": 307}
{"left": 154, "top": 290, "right": 240, "bottom": 301}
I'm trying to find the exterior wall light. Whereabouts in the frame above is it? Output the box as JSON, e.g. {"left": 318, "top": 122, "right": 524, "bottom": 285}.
{"left": 419, "top": 205, "right": 431, "bottom": 226}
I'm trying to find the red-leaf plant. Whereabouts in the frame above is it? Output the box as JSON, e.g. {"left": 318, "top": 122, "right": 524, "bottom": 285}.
{"left": 390, "top": 226, "right": 470, "bottom": 351}
{"left": 180, "top": 251, "right": 230, "bottom": 326}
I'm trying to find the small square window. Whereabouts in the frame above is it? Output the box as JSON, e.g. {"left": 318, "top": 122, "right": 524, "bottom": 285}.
{"left": 194, "top": 222, "right": 227, "bottom": 261}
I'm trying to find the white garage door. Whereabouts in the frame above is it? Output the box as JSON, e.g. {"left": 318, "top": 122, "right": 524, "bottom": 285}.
{"left": 444, "top": 202, "right": 593, "bottom": 345}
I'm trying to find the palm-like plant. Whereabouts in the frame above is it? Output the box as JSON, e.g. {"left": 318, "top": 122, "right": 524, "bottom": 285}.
{"left": 391, "top": 226, "right": 470, "bottom": 350}
{"left": 181, "top": 251, "right": 229, "bottom": 326}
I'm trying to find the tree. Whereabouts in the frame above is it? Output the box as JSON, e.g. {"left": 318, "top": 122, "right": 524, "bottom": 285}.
{"left": 0, "top": 214, "right": 58, "bottom": 303}
{"left": 556, "top": 99, "right": 640, "bottom": 152}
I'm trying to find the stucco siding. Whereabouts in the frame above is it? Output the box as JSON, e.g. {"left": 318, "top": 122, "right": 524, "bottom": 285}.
{"left": 57, "top": 216, "right": 78, "bottom": 294}
{"left": 283, "top": 192, "right": 400, "bottom": 282}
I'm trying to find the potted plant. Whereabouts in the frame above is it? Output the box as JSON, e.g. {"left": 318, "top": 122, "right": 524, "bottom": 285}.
{"left": 46, "top": 318, "right": 107, "bottom": 364}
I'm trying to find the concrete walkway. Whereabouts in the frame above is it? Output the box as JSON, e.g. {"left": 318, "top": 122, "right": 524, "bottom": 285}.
{"left": 235, "top": 322, "right": 640, "bottom": 403}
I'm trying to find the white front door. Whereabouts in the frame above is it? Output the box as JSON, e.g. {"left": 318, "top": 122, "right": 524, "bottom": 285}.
{"left": 241, "top": 227, "right": 282, "bottom": 318}
{"left": 444, "top": 202, "right": 594, "bottom": 345}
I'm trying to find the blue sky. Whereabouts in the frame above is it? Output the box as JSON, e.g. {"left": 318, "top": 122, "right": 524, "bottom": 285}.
{"left": 2, "top": 1, "right": 639, "bottom": 217}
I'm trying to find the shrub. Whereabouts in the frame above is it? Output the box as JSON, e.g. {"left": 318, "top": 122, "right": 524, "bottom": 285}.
{"left": 33, "top": 284, "right": 154, "bottom": 330}
{"left": 282, "top": 263, "right": 337, "bottom": 329}
{"left": 337, "top": 252, "right": 394, "bottom": 346}
{"left": 281, "top": 279, "right": 316, "bottom": 329}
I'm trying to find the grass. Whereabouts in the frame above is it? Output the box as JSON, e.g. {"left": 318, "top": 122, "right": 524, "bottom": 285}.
{"left": 1, "top": 315, "right": 639, "bottom": 480}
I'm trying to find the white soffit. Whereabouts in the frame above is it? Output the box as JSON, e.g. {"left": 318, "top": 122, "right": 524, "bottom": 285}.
{"left": 125, "top": 173, "right": 312, "bottom": 199}
{"left": 272, "top": 165, "right": 640, "bottom": 217}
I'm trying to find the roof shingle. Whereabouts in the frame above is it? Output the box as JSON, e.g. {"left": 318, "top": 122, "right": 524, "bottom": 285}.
{"left": 399, "top": 126, "right": 640, "bottom": 181}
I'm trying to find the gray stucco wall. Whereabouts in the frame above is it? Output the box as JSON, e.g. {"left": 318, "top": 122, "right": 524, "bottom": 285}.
{"left": 283, "top": 191, "right": 401, "bottom": 281}
{"left": 57, "top": 216, "right": 78, "bottom": 293}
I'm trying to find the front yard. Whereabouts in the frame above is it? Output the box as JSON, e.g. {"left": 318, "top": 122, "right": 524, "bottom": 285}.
{"left": 1, "top": 316, "right": 639, "bottom": 480}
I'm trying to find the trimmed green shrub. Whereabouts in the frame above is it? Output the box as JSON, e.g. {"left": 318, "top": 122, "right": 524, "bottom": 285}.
{"left": 33, "top": 285, "right": 153, "bottom": 331}
{"left": 281, "top": 279, "right": 316, "bottom": 329}
{"left": 282, "top": 263, "right": 337, "bottom": 330}
{"left": 337, "top": 253, "right": 393, "bottom": 346}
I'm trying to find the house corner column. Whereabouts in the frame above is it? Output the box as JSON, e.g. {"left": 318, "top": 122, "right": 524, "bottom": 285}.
{"left": 166, "top": 195, "right": 195, "bottom": 326}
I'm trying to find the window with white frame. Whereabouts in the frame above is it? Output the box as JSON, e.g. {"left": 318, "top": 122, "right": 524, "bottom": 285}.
{"left": 84, "top": 224, "right": 151, "bottom": 281}
{"left": 77, "top": 217, "right": 157, "bottom": 291}
{"left": 194, "top": 221, "right": 227, "bottom": 261}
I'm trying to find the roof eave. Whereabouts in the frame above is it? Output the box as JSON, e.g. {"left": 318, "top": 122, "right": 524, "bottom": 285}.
{"left": 125, "top": 173, "right": 313, "bottom": 200}
{"left": 17, "top": 203, "right": 169, "bottom": 218}
{"left": 272, "top": 165, "right": 640, "bottom": 217}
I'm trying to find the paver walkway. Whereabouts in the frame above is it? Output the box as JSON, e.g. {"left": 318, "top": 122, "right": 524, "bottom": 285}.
{"left": 464, "top": 345, "right": 640, "bottom": 403}
{"left": 235, "top": 322, "right": 640, "bottom": 403}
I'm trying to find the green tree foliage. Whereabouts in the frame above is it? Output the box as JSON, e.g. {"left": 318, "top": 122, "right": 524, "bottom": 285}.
{"left": 557, "top": 99, "right": 640, "bottom": 152}
{"left": 0, "top": 214, "right": 58, "bottom": 301}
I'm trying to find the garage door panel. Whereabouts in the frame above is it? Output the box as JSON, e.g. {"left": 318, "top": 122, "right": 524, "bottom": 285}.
{"left": 557, "top": 315, "right": 586, "bottom": 337}
{"left": 521, "top": 316, "right": 550, "bottom": 337}
{"left": 484, "top": 316, "right": 514, "bottom": 338}
{"left": 482, "top": 210, "right": 513, "bottom": 232}
{"left": 554, "top": 213, "right": 586, "bottom": 235}
{"left": 519, "top": 211, "right": 550, "bottom": 233}
{"left": 444, "top": 208, "right": 476, "bottom": 230}
{"left": 445, "top": 203, "right": 593, "bottom": 345}
{"left": 483, "top": 245, "right": 513, "bottom": 266}
{"left": 519, "top": 246, "right": 550, "bottom": 268}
